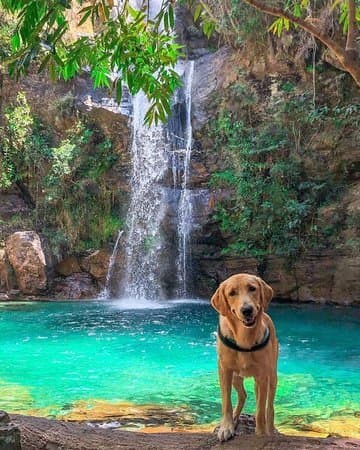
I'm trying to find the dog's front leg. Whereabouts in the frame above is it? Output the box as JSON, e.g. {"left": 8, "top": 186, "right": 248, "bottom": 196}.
{"left": 265, "top": 371, "right": 277, "bottom": 435}
{"left": 217, "top": 363, "right": 235, "bottom": 442}
{"left": 255, "top": 376, "right": 268, "bottom": 435}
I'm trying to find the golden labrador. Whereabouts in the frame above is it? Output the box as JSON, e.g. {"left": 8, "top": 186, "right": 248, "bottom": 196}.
{"left": 211, "top": 273, "right": 278, "bottom": 441}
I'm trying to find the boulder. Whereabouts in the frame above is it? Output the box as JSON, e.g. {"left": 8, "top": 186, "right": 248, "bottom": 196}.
{"left": 55, "top": 256, "right": 82, "bottom": 277}
{"left": 0, "top": 411, "right": 21, "bottom": 450}
{"left": 79, "top": 250, "right": 110, "bottom": 285}
{"left": 5, "top": 232, "right": 47, "bottom": 295}
{"left": 53, "top": 273, "right": 98, "bottom": 299}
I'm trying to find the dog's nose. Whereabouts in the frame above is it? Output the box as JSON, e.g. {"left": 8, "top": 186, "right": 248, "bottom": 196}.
{"left": 241, "top": 304, "right": 254, "bottom": 317}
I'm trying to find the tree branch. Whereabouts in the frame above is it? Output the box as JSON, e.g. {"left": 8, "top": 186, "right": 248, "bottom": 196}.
{"left": 242, "top": 0, "right": 347, "bottom": 65}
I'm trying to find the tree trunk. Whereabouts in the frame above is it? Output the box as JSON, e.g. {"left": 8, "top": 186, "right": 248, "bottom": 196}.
{"left": 346, "top": 0, "right": 358, "bottom": 52}
{"left": 343, "top": 62, "right": 360, "bottom": 86}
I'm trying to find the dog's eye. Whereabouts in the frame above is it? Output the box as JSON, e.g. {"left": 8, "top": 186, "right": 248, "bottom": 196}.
{"left": 229, "top": 290, "right": 237, "bottom": 296}
{"left": 248, "top": 285, "right": 256, "bottom": 292}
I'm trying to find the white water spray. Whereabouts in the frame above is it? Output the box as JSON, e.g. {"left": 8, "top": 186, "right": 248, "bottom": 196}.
{"left": 120, "top": 90, "right": 168, "bottom": 300}
{"left": 100, "top": 230, "right": 123, "bottom": 299}
{"left": 176, "top": 61, "right": 195, "bottom": 297}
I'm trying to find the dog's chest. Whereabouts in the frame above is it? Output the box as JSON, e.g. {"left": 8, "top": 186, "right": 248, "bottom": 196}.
{"left": 231, "top": 353, "right": 261, "bottom": 377}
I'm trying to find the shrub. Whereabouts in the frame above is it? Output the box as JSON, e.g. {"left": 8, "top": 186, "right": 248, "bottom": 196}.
{"left": 208, "top": 89, "right": 345, "bottom": 260}
{"left": 0, "top": 92, "right": 122, "bottom": 253}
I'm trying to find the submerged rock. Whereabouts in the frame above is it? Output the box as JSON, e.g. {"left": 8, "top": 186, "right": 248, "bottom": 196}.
{"left": 61, "top": 400, "right": 196, "bottom": 428}
{"left": 5, "top": 232, "right": 47, "bottom": 295}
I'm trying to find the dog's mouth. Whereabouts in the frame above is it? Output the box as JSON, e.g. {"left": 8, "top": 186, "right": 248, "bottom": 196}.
{"left": 242, "top": 316, "right": 257, "bottom": 327}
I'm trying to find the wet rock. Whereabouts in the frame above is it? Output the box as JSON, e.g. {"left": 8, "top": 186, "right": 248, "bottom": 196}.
{"left": 55, "top": 256, "right": 82, "bottom": 277}
{"left": 188, "top": 161, "right": 210, "bottom": 186}
{"left": 193, "top": 255, "right": 258, "bottom": 298}
{"left": 11, "top": 413, "right": 360, "bottom": 450}
{"left": 331, "top": 256, "right": 360, "bottom": 304}
{"left": 61, "top": 400, "right": 196, "bottom": 427}
{"left": 53, "top": 272, "right": 98, "bottom": 299}
{"left": 195, "top": 253, "right": 360, "bottom": 305}
{"left": 0, "top": 411, "right": 21, "bottom": 450}
{"left": 5, "top": 232, "right": 47, "bottom": 295}
{"left": 264, "top": 253, "right": 360, "bottom": 305}
{"left": 79, "top": 250, "right": 110, "bottom": 285}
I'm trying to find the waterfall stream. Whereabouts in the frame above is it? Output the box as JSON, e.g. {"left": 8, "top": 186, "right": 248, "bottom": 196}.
{"left": 100, "top": 1, "right": 196, "bottom": 301}
{"left": 101, "top": 230, "right": 123, "bottom": 299}
{"left": 117, "top": 61, "right": 195, "bottom": 301}
{"left": 120, "top": 90, "right": 168, "bottom": 300}
{"left": 176, "top": 61, "right": 194, "bottom": 297}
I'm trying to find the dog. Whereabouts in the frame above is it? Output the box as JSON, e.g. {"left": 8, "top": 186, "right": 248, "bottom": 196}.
{"left": 211, "top": 273, "right": 278, "bottom": 441}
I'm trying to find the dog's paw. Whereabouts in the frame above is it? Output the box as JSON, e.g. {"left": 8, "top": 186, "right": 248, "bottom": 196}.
{"left": 217, "top": 421, "right": 235, "bottom": 442}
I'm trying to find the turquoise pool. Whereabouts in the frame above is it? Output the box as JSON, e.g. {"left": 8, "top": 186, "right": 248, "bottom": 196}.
{"left": 0, "top": 300, "right": 359, "bottom": 434}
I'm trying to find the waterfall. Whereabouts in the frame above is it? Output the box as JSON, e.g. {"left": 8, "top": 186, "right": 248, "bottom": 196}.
{"left": 120, "top": 90, "right": 168, "bottom": 300}
{"left": 100, "top": 230, "right": 123, "bottom": 299}
{"left": 176, "top": 61, "right": 194, "bottom": 297}
{"left": 99, "top": 1, "right": 196, "bottom": 301}
{"left": 117, "top": 61, "right": 195, "bottom": 301}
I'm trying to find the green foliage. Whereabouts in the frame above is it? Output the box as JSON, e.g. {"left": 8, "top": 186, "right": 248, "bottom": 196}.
{"left": 195, "top": 1, "right": 360, "bottom": 40}
{"left": 0, "top": 0, "right": 182, "bottom": 125}
{"left": 208, "top": 89, "right": 346, "bottom": 260}
{"left": 0, "top": 6, "right": 14, "bottom": 59}
{"left": 279, "top": 1, "right": 360, "bottom": 38}
{"left": 0, "top": 92, "right": 51, "bottom": 189}
{"left": 41, "top": 121, "right": 122, "bottom": 251}
{"left": 190, "top": 0, "right": 266, "bottom": 47}
{"left": 52, "top": 91, "right": 76, "bottom": 118}
{"left": 0, "top": 92, "right": 123, "bottom": 252}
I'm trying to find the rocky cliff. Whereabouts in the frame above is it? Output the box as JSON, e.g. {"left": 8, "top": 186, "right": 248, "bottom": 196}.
{"left": 0, "top": 6, "right": 359, "bottom": 304}
{"left": 187, "top": 45, "right": 360, "bottom": 305}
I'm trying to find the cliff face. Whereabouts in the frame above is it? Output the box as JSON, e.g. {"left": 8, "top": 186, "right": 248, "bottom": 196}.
{"left": 0, "top": 6, "right": 359, "bottom": 304}
{"left": 176, "top": 11, "right": 360, "bottom": 305}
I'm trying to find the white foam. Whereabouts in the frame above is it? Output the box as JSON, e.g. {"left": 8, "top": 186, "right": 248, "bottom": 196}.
{"left": 168, "top": 298, "right": 209, "bottom": 305}
{"left": 107, "top": 297, "right": 208, "bottom": 310}
{"left": 87, "top": 421, "right": 121, "bottom": 429}
{"left": 108, "top": 297, "right": 171, "bottom": 310}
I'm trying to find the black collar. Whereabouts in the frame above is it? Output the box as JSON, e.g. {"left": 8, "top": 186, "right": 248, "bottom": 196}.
{"left": 217, "top": 324, "right": 270, "bottom": 352}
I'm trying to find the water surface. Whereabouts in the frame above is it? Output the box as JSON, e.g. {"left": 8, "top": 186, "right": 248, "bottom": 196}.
{"left": 0, "top": 301, "right": 359, "bottom": 432}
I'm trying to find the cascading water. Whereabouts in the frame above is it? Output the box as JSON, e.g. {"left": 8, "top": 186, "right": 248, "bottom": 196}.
{"left": 100, "top": 230, "right": 123, "bottom": 299}
{"left": 176, "top": 61, "right": 194, "bottom": 297}
{"left": 118, "top": 61, "right": 195, "bottom": 301}
{"left": 120, "top": 90, "right": 168, "bottom": 300}
{"left": 100, "top": 1, "right": 197, "bottom": 301}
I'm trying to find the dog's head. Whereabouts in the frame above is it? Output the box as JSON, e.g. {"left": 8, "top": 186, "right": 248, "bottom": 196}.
{"left": 211, "top": 274, "right": 273, "bottom": 328}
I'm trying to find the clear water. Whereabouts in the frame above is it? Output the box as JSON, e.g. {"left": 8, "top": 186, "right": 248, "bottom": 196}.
{"left": 0, "top": 301, "right": 359, "bottom": 431}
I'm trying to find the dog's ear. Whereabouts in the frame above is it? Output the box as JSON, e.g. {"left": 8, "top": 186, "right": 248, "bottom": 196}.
{"left": 211, "top": 282, "right": 229, "bottom": 316}
{"left": 259, "top": 278, "right": 273, "bottom": 311}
